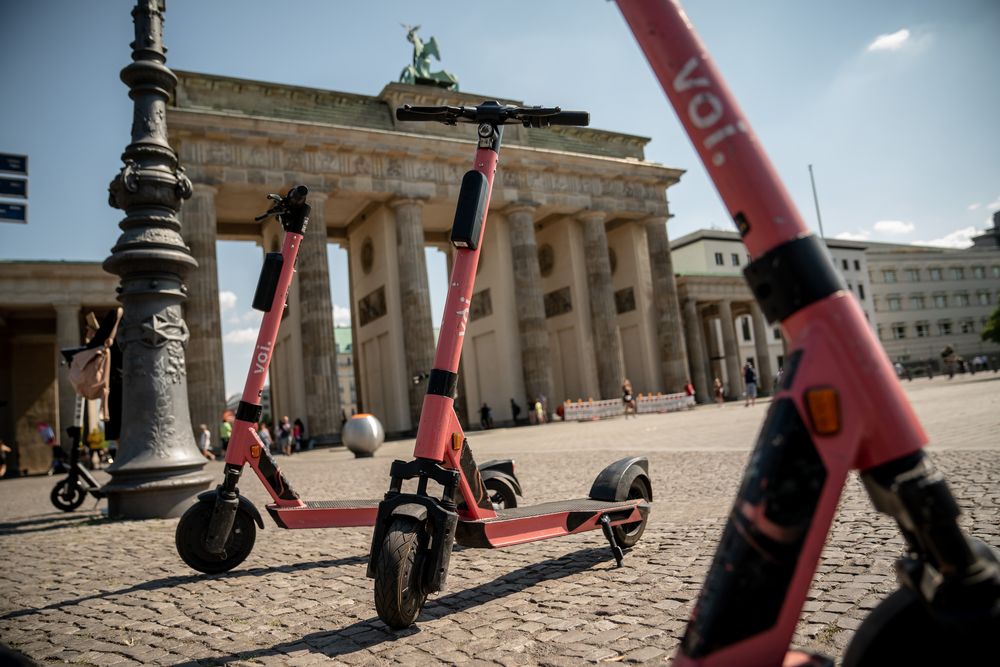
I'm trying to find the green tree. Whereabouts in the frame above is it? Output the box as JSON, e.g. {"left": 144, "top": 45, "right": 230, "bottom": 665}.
{"left": 982, "top": 304, "right": 1000, "bottom": 345}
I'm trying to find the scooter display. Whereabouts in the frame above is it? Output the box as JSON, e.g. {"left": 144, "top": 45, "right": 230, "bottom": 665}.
{"left": 616, "top": 1, "right": 1000, "bottom": 664}
{"left": 366, "top": 102, "right": 653, "bottom": 629}
{"left": 174, "top": 187, "right": 522, "bottom": 574}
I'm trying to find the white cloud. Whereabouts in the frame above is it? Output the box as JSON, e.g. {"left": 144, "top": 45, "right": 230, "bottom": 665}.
{"left": 987, "top": 196, "right": 1000, "bottom": 211}
{"left": 223, "top": 327, "right": 259, "bottom": 344}
{"left": 834, "top": 230, "right": 871, "bottom": 241}
{"left": 913, "top": 226, "right": 977, "bottom": 249}
{"left": 872, "top": 220, "right": 915, "bottom": 235}
{"left": 332, "top": 304, "right": 351, "bottom": 327}
{"left": 868, "top": 28, "right": 910, "bottom": 52}
{"left": 968, "top": 203, "right": 981, "bottom": 211}
{"left": 219, "top": 290, "right": 238, "bottom": 311}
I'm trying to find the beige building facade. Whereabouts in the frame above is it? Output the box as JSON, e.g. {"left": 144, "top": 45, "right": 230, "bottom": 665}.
{"left": 168, "top": 72, "right": 690, "bottom": 435}
{"left": 0, "top": 262, "right": 118, "bottom": 474}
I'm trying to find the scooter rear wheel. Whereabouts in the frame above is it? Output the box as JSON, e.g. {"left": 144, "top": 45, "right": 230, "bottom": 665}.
{"left": 484, "top": 477, "right": 518, "bottom": 509}
{"left": 374, "top": 517, "right": 428, "bottom": 629}
{"left": 175, "top": 500, "right": 256, "bottom": 574}
{"left": 613, "top": 475, "right": 652, "bottom": 549}
{"left": 50, "top": 479, "right": 86, "bottom": 512}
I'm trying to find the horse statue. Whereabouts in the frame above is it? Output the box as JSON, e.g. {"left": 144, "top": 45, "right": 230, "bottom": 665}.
{"left": 399, "top": 24, "right": 459, "bottom": 91}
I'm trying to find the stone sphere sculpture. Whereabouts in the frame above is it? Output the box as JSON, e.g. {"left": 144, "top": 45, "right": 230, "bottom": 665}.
{"left": 342, "top": 413, "right": 384, "bottom": 458}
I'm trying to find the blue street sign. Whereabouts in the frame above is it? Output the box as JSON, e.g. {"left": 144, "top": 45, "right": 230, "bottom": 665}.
{"left": 0, "top": 202, "right": 27, "bottom": 223}
{"left": 0, "top": 177, "right": 27, "bottom": 198}
{"left": 0, "top": 153, "right": 28, "bottom": 175}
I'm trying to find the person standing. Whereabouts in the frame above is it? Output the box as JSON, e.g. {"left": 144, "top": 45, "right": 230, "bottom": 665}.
{"left": 622, "top": 378, "right": 637, "bottom": 418}
{"left": 743, "top": 362, "right": 758, "bottom": 407}
{"left": 198, "top": 424, "right": 215, "bottom": 460}
{"left": 293, "top": 418, "right": 305, "bottom": 452}
{"left": 479, "top": 403, "right": 493, "bottom": 429}
{"left": 509, "top": 398, "right": 522, "bottom": 425}
{"left": 713, "top": 377, "right": 725, "bottom": 407}
{"left": 278, "top": 416, "right": 293, "bottom": 456}
{"left": 258, "top": 422, "right": 273, "bottom": 452}
{"left": 534, "top": 398, "right": 545, "bottom": 424}
{"left": 219, "top": 417, "right": 232, "bottom": 453}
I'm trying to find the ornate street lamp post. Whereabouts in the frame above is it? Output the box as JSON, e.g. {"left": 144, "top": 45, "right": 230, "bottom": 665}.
{"left": 103, "top": 0, "right": 212, "bottom": 518}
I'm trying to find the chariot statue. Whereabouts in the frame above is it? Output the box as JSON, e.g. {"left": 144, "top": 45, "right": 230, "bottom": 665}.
{"left": 399, "top": 24, "right": 459, "bottom": 91}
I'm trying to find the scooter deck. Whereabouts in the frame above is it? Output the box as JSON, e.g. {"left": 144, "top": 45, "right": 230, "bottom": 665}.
{"left": 267, "top": 498, "right": 380, "bottom": 529}
{"left": 456, "top": 496, "right": 648, "bottom": 549}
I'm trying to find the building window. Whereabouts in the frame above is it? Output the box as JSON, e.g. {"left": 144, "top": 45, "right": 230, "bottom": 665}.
{"left": 904, "top": 268, "right": 920, "bottom": 282}
{"left": 930, "top": 268, "right": 942, "bottom": 281}
{"left": 934, "top": 294, "right": 947, "bottom": 308}
{"left": 911, "top": 295, "right": 925, "bottom": 309}
{"left": 842, "top": 259, "right": 849, "bottom": 270}
{"left": 955, "top": 293, "right": 970, "bottom": 307}
{"left": 892, "top": 324, "right": 907, "bottom": 339}
{"left": 741, "top": 317, "right": 752, "bottom": 342}
{"left": 915, "top": 322, "right": 929, "bottom": 338}
{"left": 877, "top": 326, "right": 885, "bottom": 340}
{"left": 714, "top": 252, "right": 724, "bottom": 266}
{"left": 858, "top": 284, "right": 866, "bottom": 300}
{"left": 938, "top": 321, "right": 952, "bottom": 336}
{"left": 731, "top": 253, "right": 740, "bottom": 266}
{"left": 960, "top": 320, "right": 974, "bottom": 334}
{"left": 973, "top": 266, "right": 985, "bottom": 279}
{"left": 882, "top": 270, "right": 897, "bottom": 283}
{"left": 951, "top": 267, "right": 965, "bottom": 280}
{"left": 888, "top": 297, "right": 902, "bottom": 311}
{"left": 980, "top": 291, "right": 992, "bottom": 306}
{"left": 854, "top": 259, "right": 861, "bottom": 271}
{"left": 993, "top": 266, "right": 1000, "bottom": 278}
{"left": 773, "top": 327, "right": 782, "bottom": 341}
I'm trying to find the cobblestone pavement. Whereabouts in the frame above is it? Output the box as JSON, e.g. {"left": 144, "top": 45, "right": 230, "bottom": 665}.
{"left": 1, "top": 373, "right": 998, "bottom": 666}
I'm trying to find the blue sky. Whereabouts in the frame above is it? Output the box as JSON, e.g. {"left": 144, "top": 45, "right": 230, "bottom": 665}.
{"left": 2, "top": 1, "right": 998, "bottom": 395}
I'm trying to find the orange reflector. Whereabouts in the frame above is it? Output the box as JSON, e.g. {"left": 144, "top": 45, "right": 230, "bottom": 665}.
{"left": 804, "top": 388, "right": 840, "bottom": 435}
{"left": 451, "top": 433, "right": 463, "bottom": 450}
{"left": 250, "top": 444, "right": 261, "bottom": 459}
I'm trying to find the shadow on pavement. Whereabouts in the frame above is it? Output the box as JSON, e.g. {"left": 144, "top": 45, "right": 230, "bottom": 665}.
{"left": 171, "top": 546, "right": 612, "bottom": 665}
{"left": 0, "top": 512, "right": 107, "bottom": 537}
{"left": 0, "top": 554, "right": 368, "bottom": 621}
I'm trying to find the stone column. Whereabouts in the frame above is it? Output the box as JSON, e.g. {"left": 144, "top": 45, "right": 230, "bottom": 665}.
{"left": 180, "top": 184, "right": 225, "bottom": 439}
{"left": 645, "top": 217, "right": 689, "bottom": 393}
{"left": 682, "top": 298, "right": 711, "bottom": 403}
{"left": 580, "top": 211, "right": 625, "bottom": 399}
{"left": 506, "top": 204, "right": 554, "bottom": 407}
{"left": 345, "top": 241, "right": 363, "bottom": 414}
{"left": 390, "top": 198, "right": 435, "bottom": 430}
{"left": 718, "top": 299, "right": 743, "bottom": 400}
{"left": 55, "top": 303, "right": 81, "bottom": 449}
{"left": 296, "top": 192, "right": 341, "bottom": 443}
{"left": 750, "top": 301, "right": 775, "bottom": 395}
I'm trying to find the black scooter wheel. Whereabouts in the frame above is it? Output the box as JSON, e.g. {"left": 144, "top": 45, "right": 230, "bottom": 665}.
{"left": 485, "top": 477, "right": 517, "bottom": 509}
{"left": 613, "top": 475, "right": 652, "bottom": 549}
{"left": 175, "top": 500, "right": 256, "bottom": 574}
{"left": 50, "top": 479, "right": 86, "bottom": 512}
{"left": 374, "top": 517, "right": 428, "bottom": 629}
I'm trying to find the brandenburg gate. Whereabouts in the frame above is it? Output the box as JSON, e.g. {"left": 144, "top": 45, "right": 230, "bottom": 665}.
{"left": 169, "top": 72, "right": 689, "bottom": 437}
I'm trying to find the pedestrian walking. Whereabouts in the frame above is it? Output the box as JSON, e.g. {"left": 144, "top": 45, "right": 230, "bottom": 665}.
{"left": 198, "top": 424, "right": 215, "bottom": 460}
{"left": 278, "top": 416, "right": 293, "bottom": 456}
{"left": 743, "top": 362, "right": 758, "bottom": 407}
{"left": 510, "top": 398, "right": 522, "bottom": 425}
{"left": 479, "top": 403, "right": 494, "bottom": 429}
{"left": 713, "top": 377, "right": 724, "bottom": 406}
{"left": 622, "top": 378, "right": 637, "bottom": 418}
{"left": 293, "top": 418, "right": 305, "bottom": 452}
{"left": 258, "top": 422, "right": 273, "bottom": 452}
{"left": 219, "top": 417, "right": 232, "bottom": 453}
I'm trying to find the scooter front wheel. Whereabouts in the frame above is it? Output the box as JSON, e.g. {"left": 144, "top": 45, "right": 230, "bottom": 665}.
{"left": 50, "top": 479, "right": 87, "bottom": 512}
{"left": 373, "top": 516, "right": 429, "bottom": 629}
{"left": 175, "top": 500, "right": 256, "bottom": 574}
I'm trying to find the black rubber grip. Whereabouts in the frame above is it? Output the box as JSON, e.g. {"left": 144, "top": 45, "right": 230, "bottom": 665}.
{"left": 396, "top": 106, "right": 449, "bottom": 122}
{"left": 548, "top": 111, "right": 589, "bottom": 126}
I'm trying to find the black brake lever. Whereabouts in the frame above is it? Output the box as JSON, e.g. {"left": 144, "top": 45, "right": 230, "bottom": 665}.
{"left": 254, "top": 194, "right": 285, "bottom": 222}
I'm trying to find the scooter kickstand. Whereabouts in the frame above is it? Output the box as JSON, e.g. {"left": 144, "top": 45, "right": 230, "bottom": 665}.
{"left": 599, "top": 514, "right": 625, "bottom": 567}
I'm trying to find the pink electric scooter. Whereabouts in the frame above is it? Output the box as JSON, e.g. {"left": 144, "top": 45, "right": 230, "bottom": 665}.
{"left": 616, "top": 1, "right": 1000, "bottom": 664}
{"left": 174, "top": 187, "right": 522, "bottom": 574}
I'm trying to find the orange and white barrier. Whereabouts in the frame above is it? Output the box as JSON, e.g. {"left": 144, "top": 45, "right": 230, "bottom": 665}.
{"left": 563, "top": 392, "right": 695, "bottom": 421}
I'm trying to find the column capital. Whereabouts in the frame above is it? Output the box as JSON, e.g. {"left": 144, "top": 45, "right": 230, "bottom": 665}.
{"left": 307, "top": 189, "right": 330, "bottom": 204}
{"left": 641, "top": 215, "right": 669, "bottom": 227}
{"left": 577, "top": 210, "right": 607, "bottom": 225}
{"left": 52, "top": 301, "right": 82, "bottom": 312}
{"left": 504, "top": 201, "right": 540, "bottom": 218}
{"left": 387, "top": 196, "right": 427, "bottom": 210}
{"left": 191, "top": 183, "right": 218, "bottom": 197}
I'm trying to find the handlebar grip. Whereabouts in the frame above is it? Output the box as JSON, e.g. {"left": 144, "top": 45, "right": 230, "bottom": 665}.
{"left": 546, "top": 111, "right": 590, "bottom": 127}
{"left": 396, "top": 106, "right": 450, "bottom": 122}
{"left": 286, "top": 185, "right": 309, "bottom": 206}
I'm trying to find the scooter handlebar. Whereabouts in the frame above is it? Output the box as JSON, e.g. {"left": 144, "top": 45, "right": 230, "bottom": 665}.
{"left": 396, "top": 104, "right": 590, "bottom": 128}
